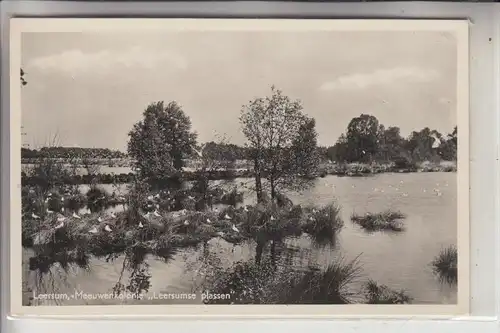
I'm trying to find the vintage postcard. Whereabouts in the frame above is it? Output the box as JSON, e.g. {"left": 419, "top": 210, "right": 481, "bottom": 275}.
{"left": 9, "top": 18, "right": 469, "bottom": 317}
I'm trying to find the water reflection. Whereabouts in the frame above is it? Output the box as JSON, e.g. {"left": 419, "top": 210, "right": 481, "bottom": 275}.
{"left": 24, "top": 172, "right": 457, "bottom": 305}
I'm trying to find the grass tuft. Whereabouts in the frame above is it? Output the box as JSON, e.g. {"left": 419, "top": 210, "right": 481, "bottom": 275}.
{"left": 199, "top": 254, "right": 363, "bottom": 304}
{"left": 302, "top": 202, "right": 344, "bottom": 246}
{"left": 431, "top": 245, "right": 457, "bottom": 285}
{"left": 351, "top": 210, "right": 406, "bottom": 232}
{"left": 364, "top": 279, "right": 413, "bottom": 304}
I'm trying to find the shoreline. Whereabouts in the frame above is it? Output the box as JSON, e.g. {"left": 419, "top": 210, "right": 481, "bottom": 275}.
{"left": 21, "top": 163, "right": 457, "bottom": 185}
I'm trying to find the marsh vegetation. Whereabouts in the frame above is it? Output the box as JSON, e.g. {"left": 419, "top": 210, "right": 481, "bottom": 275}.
{"left": 21, "top": 81, "right": 457, "bottom": 305}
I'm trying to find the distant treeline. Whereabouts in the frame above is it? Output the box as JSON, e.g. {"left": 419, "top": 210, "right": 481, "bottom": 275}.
{"left": 21, "top": 114, "right": 457, "bottom": 166}
{"left": 198, "top": 115, "right": 457, "bottom": 165}
{"left": 322, "top": 115, "right": 457, "bottom": 164}
{"left": 21, "top": 147, "right": 127, "bottom": 160}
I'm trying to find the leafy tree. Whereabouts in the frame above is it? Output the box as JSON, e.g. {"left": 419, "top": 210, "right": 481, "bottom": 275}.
{"left": 451, "top": 126, "right": 457, "bottom": 144}
{"left": 327, "top": 117, "right": 457, "bottom": 164}
{"left": 201, "top": 142, "right": 240, "bottom": 163}
{"left": 240, "top": 86, "right": 319, "bottom": 202}
{"left": 345, "top": 114, "right": 381, "bottom": 162}
{"left": 376, "top": 126, "right": 406, "bottom": 162}
{"left": 316, "top": 146, "right": 329, "bottom": 161}
{"left": 127, "top": 101, "right": 197, "bottom": 182}
{"left": 327, "top": 134, "right": 349, "bottom": 162}
{"left": 405, "top": 127, "right": 442, "bottom": 162}
{"left": 289, "top": 117, "right": 320, "bottom": 178}
{"left": 437, "top": 126, "right": 457, "bottom": 161}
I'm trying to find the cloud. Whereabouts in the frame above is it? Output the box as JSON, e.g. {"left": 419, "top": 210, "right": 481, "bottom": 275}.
{"left": 27, "top": 46, "right": 187, "bottom": 75}
{"left": 320, "top": 67, "right": 440, "bottom": 91}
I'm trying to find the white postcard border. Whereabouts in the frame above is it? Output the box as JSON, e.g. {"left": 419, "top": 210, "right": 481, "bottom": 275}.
{"left": 8, "top": 18, "right": 470, "bottom": 318}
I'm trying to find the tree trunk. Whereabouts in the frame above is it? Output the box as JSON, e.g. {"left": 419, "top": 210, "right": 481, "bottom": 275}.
{"left": 202, "top": 241, "right": 209, "bottom": 257}
{"left": 270, "top": 178, "right": 276, "bottom": 200}
{"left": 254, "top": 158, "right": 263, "bottom": 203}
{"left": 255, "top": 241, "right": 265, "bottom": 265}
{"left": 270, "top": 240, "right": 277, "bottom": 267}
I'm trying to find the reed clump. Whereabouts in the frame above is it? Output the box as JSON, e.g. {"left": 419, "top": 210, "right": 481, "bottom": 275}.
{"left": 213, "top": 187, "right": 244, "bottom": 206}
{"left": 302, "top": 202, "right": 344, "bottom": 245}
{"left": 364, "top": 279, "right": 413, "bottom": 304}
{"left": 351, "top": 210, "right": 406, "bottom": 232}
{"left": 200, "top": 255, "right": 362, "bottom": 304}
{"left": 431, "top": 245, "right": 457, "bottom": 285}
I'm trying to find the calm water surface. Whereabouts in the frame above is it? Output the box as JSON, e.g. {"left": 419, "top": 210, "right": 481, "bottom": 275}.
{"left": 25, "top": 172, "right": 457, "bottom": 305}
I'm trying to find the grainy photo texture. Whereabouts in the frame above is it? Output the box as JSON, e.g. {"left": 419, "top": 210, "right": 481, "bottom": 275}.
{"left": 13, "top": 19, "right": 468, "bottom": 314}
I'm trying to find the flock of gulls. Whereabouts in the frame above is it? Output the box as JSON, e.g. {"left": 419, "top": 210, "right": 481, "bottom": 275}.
{"left": 30, "top": 191, "right": 244, "bottom": 235}
{"left": 325, "top": 179, "right": 447, "bottom": 198}
{"left": 30, "top": 168, "right": 447, "bottom": 235}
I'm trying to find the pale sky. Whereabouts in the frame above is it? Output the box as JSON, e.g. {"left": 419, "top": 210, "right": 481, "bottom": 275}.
{"left": 21, "top": 31, "right": 457, "bottom": 151}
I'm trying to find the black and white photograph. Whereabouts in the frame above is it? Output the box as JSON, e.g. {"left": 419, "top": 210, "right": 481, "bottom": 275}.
{"left": 11, "top": 19, "right": 469, "bottom": 315}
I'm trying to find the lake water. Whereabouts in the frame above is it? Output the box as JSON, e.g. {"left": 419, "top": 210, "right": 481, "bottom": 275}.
{"left": 24, "top": 172, "right": 457, "bottom": 305}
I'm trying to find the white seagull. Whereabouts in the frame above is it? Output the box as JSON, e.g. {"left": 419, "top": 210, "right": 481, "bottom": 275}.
{"left": 147, "top": 195, "right": 153, "bottom": 201}
{"left": 46, "top": 208, "right": 54, "bottom": 214}
{"left": 88, "top": 227, "right": 98, "bottom": 234}
{"left": 104, "top": 225, "right": 112, "bottom": 232}
{"left": 61, "top": 197, "right": 65, "bottom": 202}
{"left": 31, "top": 213, "right": 40, "bottom": 219}
{"left": 224, "top": 214, "right": 231, "bottom": 220}
{"left": 206, "top": 218, "right": 212, "bottom": 223}
{"left": 270, "top": 216, "right": 276, "bottom": 221}
{"left": 187, "top": 196, "right": 195, "bottom": 200}
{"left": 138, "top": 221, "right": 144, "bottom": 228}
{"left": 243, "top": 206, "right": 249, "bottom": 212}
{"left": 231, "top": 224, "right": 239, "bottom": 233}
{"left": 184, "top": 220, "right": 190, "bottom": 226}
{"left": 61, "top": 207, "right": 65, "bottom": 212}
{"left": 72, "top": 212, "right": 81, "bottom": 219}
